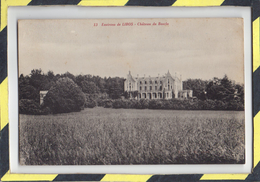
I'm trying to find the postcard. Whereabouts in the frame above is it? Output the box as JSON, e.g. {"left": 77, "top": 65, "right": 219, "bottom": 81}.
{"left": 18, "top": 18, "right": 245, "bottom": 166}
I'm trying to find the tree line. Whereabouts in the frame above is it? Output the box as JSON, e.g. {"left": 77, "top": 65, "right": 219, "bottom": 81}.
{"left": 19, "top": 69, "right": 244, "bottom": 114}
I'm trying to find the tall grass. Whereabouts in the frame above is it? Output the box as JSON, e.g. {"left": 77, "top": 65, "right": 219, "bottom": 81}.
{"left": 19, "top": 108, "right": 245, "bottom": 165}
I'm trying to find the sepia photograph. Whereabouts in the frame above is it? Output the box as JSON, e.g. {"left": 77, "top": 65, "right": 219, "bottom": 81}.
{"left": 18, "top": 18, "right": 245, "bottom": 165}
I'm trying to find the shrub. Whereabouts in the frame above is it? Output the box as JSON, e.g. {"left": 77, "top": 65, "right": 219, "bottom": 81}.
{"left": 139, "top": 99, "right": 149, "bottom": 109}
{"left": 148, "top": 100, "right": 157, "bottom": 109}
{"left": 97, "top": 97, "right": 243, "bottom": 111}
{"left": 215, "top": 100, "right": 227, "bottom": 110}
{"left": 85, "top": 99, "right": 97, "bottom": 108}
{"left": 19, "top": 99, "right": 50, "bottom": 115}
{"left": 202, "top": 100, "right": 216, "bottom": 110}
{"left": 227, "top": 100, "right": 244, "bottom": 111}
{"left": 112, "top": 99, "right": 123, "bottom": 109}
{"left": 103, "top": 99, "right": 114, "bottom": 108}
{"left": 44, "top": 77, "right": 86, "bottom": 114}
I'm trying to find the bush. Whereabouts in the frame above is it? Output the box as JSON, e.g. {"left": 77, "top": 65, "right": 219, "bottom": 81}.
{"left": 202, "top": 100, "right": 216, "bottom": 110}
{"left": 85, "top": 99, "right": 97, "bottom": 108}
{"left": 103, "top": 99, "right": 114, "bottom": 108}
{"left": 112, "top": 99, "right": 123, "bottom": 109}
{"left": 44, "top": 77, "right": 86, "bottom": 114}
{"left": 139, "top": 99, "right": 149, "bottom": 109}
{"left": 106, "top": 98, "right": 244, "bottom": 111}
{"left": 227, "top": 100, "right": 244, "bottom": 111}
{"left": 19, "top": 99, "right": 50, "bottom": 115}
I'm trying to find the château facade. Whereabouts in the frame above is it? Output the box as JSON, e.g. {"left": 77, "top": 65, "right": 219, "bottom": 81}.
{"left": 124, "top": 71, "right": 193, "bottom": 99}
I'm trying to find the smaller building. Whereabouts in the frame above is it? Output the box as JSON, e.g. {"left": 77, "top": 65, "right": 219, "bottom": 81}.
{"left": 179, "top": 90, "right": 193, "bottom": 99}
{"left": 40, "top": 90, "right": 48, "bottom": 105}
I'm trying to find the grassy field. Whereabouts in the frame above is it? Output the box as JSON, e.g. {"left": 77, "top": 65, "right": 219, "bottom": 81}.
{"left": 19, "top": 107, "right": 245, "bottom": 165}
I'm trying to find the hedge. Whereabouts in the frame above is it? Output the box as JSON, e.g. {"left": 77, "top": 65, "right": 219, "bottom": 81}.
{"left": 96, "top": 98, "right": 244, "bottom": 111}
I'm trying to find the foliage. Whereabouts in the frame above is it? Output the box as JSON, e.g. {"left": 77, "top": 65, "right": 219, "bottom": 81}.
{"left": 19, "top": 81, "right": 38, "bottom": 102}
{"left": 101, "top": 98, "right": 243, "bottom": 111}
{"left": 123, "top": 91, "right": 138, "bottom": 99}
{"left": 19, "top": 99, "right": 50, "bottom": 115}
{"left": 183, "top": 75, "right": 244, "bottom": 104}
{"left": 105, "top": 77, "right": 125, "bottom": 99}
{"left": 79, "top": 81, "right": 100, "bottom": 94}
{"left": 206, "top": 75, "right": 242, "bottom": 103}
{"left": 43, "top": 77, "right": 86, "bottom": 114}
{"left": 19, "top": 70, "right": 244, "bottom": 114}
{"left": 183, "top": 79, "right": 208, "bottom": 100}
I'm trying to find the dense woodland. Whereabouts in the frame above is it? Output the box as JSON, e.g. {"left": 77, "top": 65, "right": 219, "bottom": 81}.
{"left": 19, "top": 69, "right": 244, "bottom": 114}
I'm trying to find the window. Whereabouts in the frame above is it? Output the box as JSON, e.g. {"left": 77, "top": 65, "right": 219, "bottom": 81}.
{"left": 155, "top": 80, "right": 157, "bottom": 84}
{"left": 150, "top": 81, "right": 152, "bottom": 84}
{"left": 150, "top": 86, "right": 152, "bottom": 90}
{"left": 155, "top": 86, "right": 157, "bottom": 90}
{"left": 140, "top": 86, "right": 142, "bottom": 90}
{"left": 160, "top": 86, "right": 162, "bottom": 90}
{"left": 160, "top": 81, "right": 162, "bottom": 84}
{"left": 145, "top": 81, "right": 147, "bottom": 84}
{"left": 145, "top": 86, "right": 147, "bottom": 91}
{"left": 140, "top": 81, "right": 142, "bottom": 84}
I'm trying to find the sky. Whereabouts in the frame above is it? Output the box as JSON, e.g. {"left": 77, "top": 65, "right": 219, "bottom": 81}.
{"left": 18, "top": 18, "right": 244, "bottom": 83}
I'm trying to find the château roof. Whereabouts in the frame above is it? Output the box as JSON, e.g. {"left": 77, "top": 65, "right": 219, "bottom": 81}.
{"left": 126, "top": 71, "right": 181, "bottom": 82}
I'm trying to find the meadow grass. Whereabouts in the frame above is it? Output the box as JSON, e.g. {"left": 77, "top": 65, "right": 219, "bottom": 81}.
{"left": 19, "top": 107, "right": 245, "bottom": 165}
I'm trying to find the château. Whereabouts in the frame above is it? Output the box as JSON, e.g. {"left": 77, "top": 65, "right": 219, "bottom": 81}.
{"left": 124, "top": 71, "right": 192, "bottom": 99}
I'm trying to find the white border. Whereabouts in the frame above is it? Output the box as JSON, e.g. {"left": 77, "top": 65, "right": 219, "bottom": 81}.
{"left": 8, "top": 6, "right": 252, "bottom": 174}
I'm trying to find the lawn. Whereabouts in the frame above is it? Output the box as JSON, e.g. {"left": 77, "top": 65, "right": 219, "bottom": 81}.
{"left": 19, "top": 107, "right": 245, "bottom": 165}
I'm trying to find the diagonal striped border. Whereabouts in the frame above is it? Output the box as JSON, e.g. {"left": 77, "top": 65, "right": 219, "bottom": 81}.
{"left": 0, "top": 0, "right": 259, "bottom": 181}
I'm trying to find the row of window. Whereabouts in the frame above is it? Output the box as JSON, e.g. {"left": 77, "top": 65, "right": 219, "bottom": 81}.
{"left": 140, "top": 80, "right": 163, "bottom": 84}
{"left": 140, "top": 86, "right": 162, "bottom": 91}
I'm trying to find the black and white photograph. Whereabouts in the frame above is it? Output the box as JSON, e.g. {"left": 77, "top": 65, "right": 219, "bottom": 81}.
{"left": 18, "top": 18, "right": 245, "bottom": 165}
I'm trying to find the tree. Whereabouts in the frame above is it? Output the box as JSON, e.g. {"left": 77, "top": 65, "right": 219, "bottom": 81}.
{"left": 43, "top": 77, "right": 86, "bottom": 114}
{"left": 47, "top": 71, "right": 55, "bottom": 80}
{"left": 206, "top": 75, "right": 238, "bottom": 102}
{"left": 61, "top": 72, "right": 76, "bottom": 82}
{"left": 79, "top": 81, "right": 100, "bottom": 94}
{"left": 235, "top": 84, "right": 244, "bottom": 103}
{"left": 105, "top": 77, "right": 124, "bottom": 99}
{"left": 19, "top": 74, "right": 38, "bottom": 101}
{"left": 183, "top": 79, "right": 207, "bottom": 100}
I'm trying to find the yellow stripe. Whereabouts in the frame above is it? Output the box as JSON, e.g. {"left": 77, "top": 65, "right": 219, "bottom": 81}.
{"left": 172, "top": 0, "right": 224, "bottom": 6}
{"left": 200, "top": 174, "right": 248, "bottom": 180}
{"left": 0, "top": 0, "right": 32, "bottom": 31}
{"left": 0, "top": 77, "right": 8, "bottom": 130}
{"left": 78, "top": 0, "right": 128, "bottom": 6}
{"left": 254, "top": 111, "right": 260, "bottom": 167}
{"left": 1, "top": 170, "right": 57, "bottom": 181}
{"left": 101, "top": 174, "right": 152, "bottom": 182}
{"left": 253, "top": 18, "right": 260, "bottom": 72}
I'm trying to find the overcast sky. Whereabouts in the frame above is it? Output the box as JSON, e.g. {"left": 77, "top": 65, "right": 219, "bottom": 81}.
{"left": 18, "top": 18, "right": 244, "bottom": 83}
